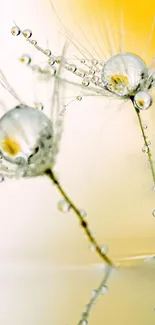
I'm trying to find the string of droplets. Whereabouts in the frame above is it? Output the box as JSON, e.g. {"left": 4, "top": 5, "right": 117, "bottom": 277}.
{"left": 11, "top": 25, "right": 110, "bottom": 95}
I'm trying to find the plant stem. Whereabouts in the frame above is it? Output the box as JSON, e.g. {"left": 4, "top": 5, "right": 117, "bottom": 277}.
{"left": 45, "top": 169, "right": 114, "bottom": 267}
{"left": 135, "top": 107, "right": 155, "bottom": 185}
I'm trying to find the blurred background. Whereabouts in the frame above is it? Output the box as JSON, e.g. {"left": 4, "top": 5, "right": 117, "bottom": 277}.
{"left": 0, "top": 0, "right": 155, "bottom": 324}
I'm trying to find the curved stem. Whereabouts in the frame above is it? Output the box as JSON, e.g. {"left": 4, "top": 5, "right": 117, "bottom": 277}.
{"left": 135, "top": 107, "right": 155, "bottom": 185}
{"left": 45, "top": 169, "right": 114, "bottom": 267}
{"left": 78, "top": 264, "right": 112, "bottom": 325}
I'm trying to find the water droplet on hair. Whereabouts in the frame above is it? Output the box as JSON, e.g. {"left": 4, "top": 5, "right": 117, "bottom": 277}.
{"left": 89, "top": 68, "right": 96, "bottom": 75}
{"left": 79, "top": 209, "right": 87, "bottom": 218}
{"left": 43, "top": 66, "right": 56, "bottom": 76}
{"left": 82, "top": 79, "right": 90, "bottom": 87}
{"left": 20, "top": 54, "right": 31, "bottom": 65}
{"left": 76, "top": 95, "right": 82, "bottom": 101}
{"left": 11, "top": 26, "right": 21, "bottom": 36}
{"left": 75, "top": 70, "right": 85, "bottom": 78}
{"left": 44, "top": 49, "right": 52, "bottom": 56}
{"left": 100, "top": 244, "right": 108, "bottom": 254}
{"left": 0, "top": 174, "right": 4, "bottom": 182}
{"left": 147, "top": 141, "right": 151, "bottom": 146}
{"left": 79, "top": 320, "right": 88, "bottom": 325}
{"left": 68, "top": 64, "right": 77, "bottom": 72}
{"left": 91, "top": 58, "right": 98, "bottom": 66}
{"left": 15, "top": 157, "right": 27, "bottom": 165}
{"left": 56, "top": 56, "right": 63, "bottom": 64}
{"left": 92, "top": 289, "right": 97, "bottom": 297}
{"left": 143, "top": 124, "right": 147, "bottom": 129}
{"left": 80, "top": 59, "right": 85, "bottom": 64}
{"left": 23, "top": 29, "right": 32, "bottom": 39}
{"left": 48, "top": 58, "right": 55, "bottom": 66}
{"left": 57, "top": 200, "right": 71, "bottom": 212}
{"left": 89, "top": 243, "right": 95, "bottom": 251}
{"left": 34, "top": 102, "right": 44, "bottom": 111}
{"left": 142, "top": 145, "right": 149, "bottom": 153}
{"left": 101, "top": 285, "right": 108, "bottom": 295}
{"left": 31, "top": 40, "right": 37, "bottom": 45}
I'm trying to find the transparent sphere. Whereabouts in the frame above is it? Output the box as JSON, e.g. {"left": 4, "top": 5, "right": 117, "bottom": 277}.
{"left": 101, "top": 53, "right": 148, "bottom": 97}
{"left": 0, "top": 105, "right": 54, "bottom": 177}
{"left": 133, "top": 91, "right": 152, "bottom": 110}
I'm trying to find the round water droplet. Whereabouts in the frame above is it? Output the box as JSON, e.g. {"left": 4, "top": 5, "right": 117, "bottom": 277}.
{"left": 133, "top": 91, "right": 152, "bottom": 110}
{"left": 31, "top": 40, "right": 37, "bottom": 45}
{"left": 75, "top": 70, "right": 85, "bottom": 78}
{"left": 56, "top": 56, "right": 63, "bottom": 64}
{"left": 76, "top": 95, "right": 82, "bottom": 101}
{"left": 43, "top": 66, "right": 56, "bottom": 76}
{"left": 44, "top": 49, "right": 52, "bottom": 56}
{"left": 91, "top": 58, "right": 98, "bottom": 66}
{"left": 152, "top": 209, "right": 155, "bottom": 217}
{"left": 79, "top": 320, "right": 88, "bottom": 325}
{"left": 11, "top": 26, "right": 21, "bottom": 36}
{"left": 0, "top": 174, "right": 4, "bottom": 182}
{"left": 89, "top": 68, "right": 95, "bottom": 75}
{"left": 82, "top": 79, "right": 90, "bottom": 87}
{"left": 142, "top": 145, "right": 149, "bottom": 153}
{"left": 23, "top": 29, "right": 32, "bottom": 39}
{"left": 79, "top": 209, "right": 87, "bottom": 218}
{"left": 101, "top": 285, "right": 108, "bottom": 295}
{"left": 57, "top": 200, "right": 71, "bottom": 212}
{"left": 89, "top": 243, "right": 95, "bottom": 251}
{"left": 68, "top": 64, "right": 77, "bottom": 72}
{"left": 92, "top": 289, "right": 97, "bottom": 297}
{"left": 34, "top": 102, "right": 44, "bottom": 111}
{"left": 20, "top": 54, "right": 31, "bottom": 65}
{"left": 143, "top": 124, "right": 147, "bottom": 129}
{"left": 100, "top": 244, "right": 108, "bottom": 254}
{"left": 80, "top": 59, "right": 85, "bottom": 64}
{"left": 48, "top": 58, "right": 55, "bottom": 66}
{"left": 147, "top": 141, "right": 151, "bottom": 146}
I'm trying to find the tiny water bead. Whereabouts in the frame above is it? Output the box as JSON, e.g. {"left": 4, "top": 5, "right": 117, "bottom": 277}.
{"left": 48, "top": 58, "right": 55, "bottom": 66}
{"left": 68, "top": 64, "right": 77, "bottom": 72}
{"left": 57, "top": 199, "right": 71, "bottom": 212}
{"left": 31, "top": 40, "right": 37, "bottom": 45}
{"left": 91, "top": 289, "right": 97, "bottom": 297}
{"left": 19, "top": 54, "right": 31, "bottom": 65}
{"left": 133, "top": 91, "right": 152, "bottom": 110}
{"left": 76, "top": 95, "right": 82, "bottom": 101}
{"left": 101, "top": 285, "right": 108, "bottom": 295}
{"left": 34, "top": 102, "right": 44, "bottom": 111}
{"left": 43, "top": 66, "right": 56, "bottom": 76}
{"left": 44, "top": 49, "right": 52, "bottom": 56}
{"left": 79, "top": 209, "right": 87, "bottom": 218}
{"left": 11, "top": 26, "right": 21, "bottom": 36}
{"left": 100, "top": 244, "right": 108, "bottom": 254}
{"left": 152, "top": 209, "right": 155, "bottom": 217}
{"left": 82, "top": 79, "right": 90, "bottom": 87}
{"left": 23, "top": 29, "right": 32, "bottom": 39}
{"left": 79, "top": 320, "right": 88, "bottom": 325}
{"left": 142, "top": 145, "right": 149, "bottom": 153}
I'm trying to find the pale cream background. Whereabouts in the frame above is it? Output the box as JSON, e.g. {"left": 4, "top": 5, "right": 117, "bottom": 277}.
{"left": 0, "top": 0, "right": 155, "bottom": 324}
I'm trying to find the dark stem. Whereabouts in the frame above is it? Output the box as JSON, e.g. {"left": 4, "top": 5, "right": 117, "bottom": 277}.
{"left": 45, "top": 169, "right": 114, "bottom": 267}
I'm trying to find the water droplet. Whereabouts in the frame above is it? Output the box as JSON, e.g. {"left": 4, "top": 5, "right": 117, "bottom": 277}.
{"left": 23, "top": 29, "right": 32, "bottom": 39}
{"left": 68, "top": 64, "right": 77, "bottom": 72}
{"left": 80, "top": 59, "right": 85, "bottom": 64}
{"left": 152, "top": 209, "right": 155, "bottom": 217}
{"left": 43, "top": 66, "right": 56, "bottom": 76}
{"left": 56, "top": 56, "right": 63, "bottom": 64}
{"left": 75, "top": 70, "right": 85, "bottom": 78}
{"left": 147, "top": 141, "right": 151, "bottom": 146}
{"left": 57, "top": 200, "right": 71, "bottom": 213}
{"left": 142, "top": 145, "right": 149, "bottom": 153}
{"left": 79, "top": 209, "right": 87, "bottom": 218}
{"left": 11, "top": 26, "right": 21, "bottom": 36}
{"left": 0, "top": 174, "right": 4, "bottom": 182}
{"left": 34, "top": 102, "right": 44, "bottom": 111}
{"left": 31, "top": 40, "right": 37, "bottom": 45}
{"left": 100, "top": 244, "right": 108, "bottom": 254}
{"left": 20, "top": 54, "right": 31, "bottom": 65}
{"left": 152, "top": 185, "right": 155, "bottom": 191}
{"left": 82, "top": 79, "right": 90, "bottom": 87}
{"left": 79, "top": 320, "right": 88, "bottom": 325}
{"left": 91, "top": 58, "right": 98, "bottom": 66}
{"left": 15, "top": 157, "right": 27, "bottom": 165}
{"left": 101, "top": 285, "right": 108, "bottom": 295}
{"left": 76, "top": 95, "right": 82, "bottom": 101}
{"left": 143, "top": 124, "right": 147, "bottom": 129}
{"left": 92, "top": 289, "right": 97, "bottom": 297}
{"left": 89, "top": 243, "right": 95, "bottom": 251}
{"left": 48, "top": 58, "right": 55, "bottom": 66}
{"left": 44, "top": 49, "right": 52, "bottom": 56}
{"left": 89, "top": 68, "right": 95, "bottom": 75}
{"left": 134, "top": 91, "right": 152, "bottom": 110}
